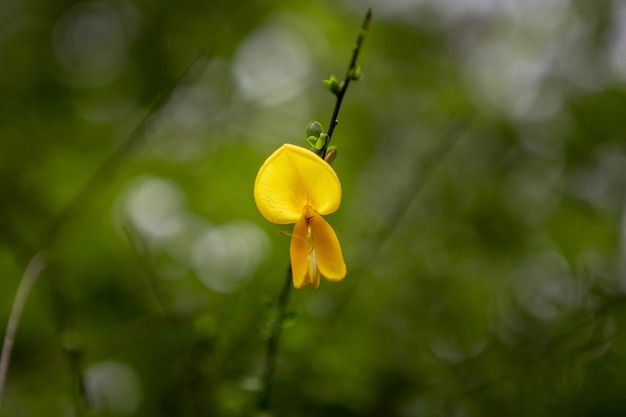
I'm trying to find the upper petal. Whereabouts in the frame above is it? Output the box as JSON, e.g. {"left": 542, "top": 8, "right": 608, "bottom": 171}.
{"left": 254, "top": 144, "right": 342, "bottom": 224}
{"left": 307, "top": 208, "right": 346, "bottom": 281}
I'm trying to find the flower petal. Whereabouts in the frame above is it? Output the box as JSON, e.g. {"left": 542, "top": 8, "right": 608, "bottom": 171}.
{"left": 254, "top": 144, "right": 341, "bottom": 224}
{"left": 290, "top": 214, "right": 309, "bottom": 288}
{"left": 307, "top": 246, "right": 321, "bottom": 290}
{"left": 307, "top": 208, "right": 346, "bottom": 281}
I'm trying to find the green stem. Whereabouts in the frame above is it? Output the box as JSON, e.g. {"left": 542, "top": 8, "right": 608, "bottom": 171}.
{"left": 257, "top": 266, "right": 293, "bottom": 413}
{"left": 257, "top": 9, "right": 372, "bottom": 413}
{"left": 321, "top": 8, "right": 372, "bottom": 158}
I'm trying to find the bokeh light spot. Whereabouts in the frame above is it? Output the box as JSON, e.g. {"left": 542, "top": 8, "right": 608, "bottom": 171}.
{"left": 53, "top": 1, "right": 139, "bottom": 86}
{"left": 192, "top": 221, "right": 270, "bottom": 293}
{"left": 124, "top": 176, "right": 186, "bottom": 239}
{"left": 85, "top": 361, "right": 142, "bottom": 415}
{"left": 233, "top": 25, "right": 311, "bottom": 106}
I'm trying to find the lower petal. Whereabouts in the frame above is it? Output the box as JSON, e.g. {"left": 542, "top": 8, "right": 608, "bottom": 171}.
{"left": 290, "top": 214, "right": 309, "bottom": 288}
{"left": 307, "top": 209, "right": 346, "bottom": 281}
{"left": 308, "top": 247, "right": 321, "bottom": 290}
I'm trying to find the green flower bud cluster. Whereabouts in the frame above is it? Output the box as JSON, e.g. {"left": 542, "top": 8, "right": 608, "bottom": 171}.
{"left": 306, "top": 121, "right": 327, "bottom": 150}
{"left": 304, "top": 120, "right": 337, "bottom": 163}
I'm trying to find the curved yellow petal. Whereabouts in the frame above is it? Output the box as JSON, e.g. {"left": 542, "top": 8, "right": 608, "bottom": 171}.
{"left": 307, "top": 208, "right": 346, "bottom": 281}
{"left": 290, "top": 214, "right": 309, "bottom": 288}
{"left": 254, "top": 144, "right": 341, "bottom": 224}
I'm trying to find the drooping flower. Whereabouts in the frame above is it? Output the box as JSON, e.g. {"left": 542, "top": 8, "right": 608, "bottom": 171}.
{"left": 254, "top": 144, "right": 346, "bottom": 289}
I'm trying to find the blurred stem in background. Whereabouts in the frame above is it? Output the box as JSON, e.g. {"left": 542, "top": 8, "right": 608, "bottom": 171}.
{"left": 0, "top": 49, "right": 213, "bottom": 414}
{"left": 0, "top": 253, "right": 46, "bottom": 409}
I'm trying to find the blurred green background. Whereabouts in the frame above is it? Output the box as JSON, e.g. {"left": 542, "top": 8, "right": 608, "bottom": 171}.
{"left": 2, "top": 0, "right": 626, "bottom": 416}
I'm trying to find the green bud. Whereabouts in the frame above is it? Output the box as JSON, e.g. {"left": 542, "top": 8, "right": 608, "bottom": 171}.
{"left": 305, "top": 120, "right": 324, "bottom": 139}
{"left": 314, "top": 135, "right": 326, "bottom": 150}
{"left": 324, "top": 146, "right": 338, "bottom": 164}
{"left": 349, "top": 64, "right": 362, "bottom": 81}
{"left": 322, "top": 75, "right": 342, "bottom": 95}
{"left": 306, "top": 136, "right": 318, "bottom": 147}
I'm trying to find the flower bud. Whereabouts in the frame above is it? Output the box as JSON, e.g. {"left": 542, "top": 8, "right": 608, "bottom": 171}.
{"left": 314, "top": 135, "right": 327, "bottom": 150}
{"left": 322, "top": 75, "right": 342, "bottom": 95}
{"left": 349, "top": 64, "right": 362, "bottom": 81}
{"left": 306, "top": 120, "right": 324, "bottom": 139}
{"left": 324, "top": 146, "right": 338, "bottom": 164}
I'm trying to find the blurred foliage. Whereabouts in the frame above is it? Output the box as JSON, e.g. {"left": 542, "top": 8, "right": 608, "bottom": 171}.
{"left": 2, "top": 0, "right": 626, "bottom": 416}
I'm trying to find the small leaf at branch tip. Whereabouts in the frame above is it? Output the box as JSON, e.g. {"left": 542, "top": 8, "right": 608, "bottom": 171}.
{"left": 322, "top": 75, "right": 341, "bottom": 95}
{"left": 306, "top": 120, "right": 324, "bottom": 138}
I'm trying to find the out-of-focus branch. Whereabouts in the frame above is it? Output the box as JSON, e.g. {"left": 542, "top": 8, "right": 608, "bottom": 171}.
{"left": 0, "top": 253, "right": 47, "bottom": 409}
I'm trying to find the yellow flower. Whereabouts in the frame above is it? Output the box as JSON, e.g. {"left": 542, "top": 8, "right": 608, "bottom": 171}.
{"left": 254, "top": 144, "right": 346, "bottom": 289}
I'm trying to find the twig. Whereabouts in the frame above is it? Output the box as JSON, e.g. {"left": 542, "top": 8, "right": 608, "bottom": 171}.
{"left": 0, "top": 253, "right": 47, "bottom": 408}
{"left": 321, "top": 7, "right": 372, "bottom": 158}
{"left": 256, "top": 10, "right": 372, "bottom": 414}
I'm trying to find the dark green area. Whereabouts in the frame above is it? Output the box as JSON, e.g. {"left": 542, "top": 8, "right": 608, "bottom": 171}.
{"left": 2, "top": 1, "right": 626, "bottom": 416}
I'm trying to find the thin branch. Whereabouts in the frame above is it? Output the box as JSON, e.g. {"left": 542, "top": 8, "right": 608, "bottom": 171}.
{"left": 0, "top": 253, "right": 47, "bottom": 409}
{"left": 256, "top": 10, "right": 372, "bottom": 413}
{"left": 322, "top": 7, "right": 372, "bottom": 158}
